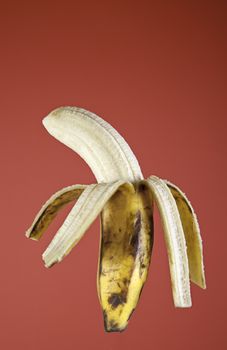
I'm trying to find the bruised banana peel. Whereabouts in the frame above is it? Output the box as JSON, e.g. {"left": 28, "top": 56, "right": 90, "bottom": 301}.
{"left": 26, "top": 106, "right": 206, "bottom": 332}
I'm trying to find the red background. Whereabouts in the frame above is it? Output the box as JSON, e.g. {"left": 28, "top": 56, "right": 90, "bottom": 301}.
{"left": 1, "top": 1, "right": 226, "bottom": 349}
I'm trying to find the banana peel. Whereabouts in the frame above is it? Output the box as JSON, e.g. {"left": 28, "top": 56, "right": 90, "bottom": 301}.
{"left": 26, "top": 107, "right": 206, "bottom": 332}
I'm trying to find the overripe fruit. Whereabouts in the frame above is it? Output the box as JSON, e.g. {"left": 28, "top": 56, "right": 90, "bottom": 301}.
{"left": 26, "top": 107, "right": 206, "bottom": 332}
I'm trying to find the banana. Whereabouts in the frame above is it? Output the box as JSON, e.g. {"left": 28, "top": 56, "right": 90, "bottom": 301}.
{"left": 26, "top": 106, "right": 206, "bottom": 332}
{"left": 99, "top": 182, "right": 153, "bottom": 332}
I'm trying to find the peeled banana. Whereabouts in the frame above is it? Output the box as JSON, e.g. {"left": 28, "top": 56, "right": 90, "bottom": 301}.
{"left": 26, "top": 106, "right": 206, "bottom": 332}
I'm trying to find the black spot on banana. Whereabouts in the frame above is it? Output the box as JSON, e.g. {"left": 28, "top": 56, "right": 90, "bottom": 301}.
{"left": 26, "top": 107, "right": 206, "bottom": 332}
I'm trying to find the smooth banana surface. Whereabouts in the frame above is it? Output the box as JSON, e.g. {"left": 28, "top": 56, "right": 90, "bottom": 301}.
{"left": 26, "top": 106, "right": 206, "bottom": 332}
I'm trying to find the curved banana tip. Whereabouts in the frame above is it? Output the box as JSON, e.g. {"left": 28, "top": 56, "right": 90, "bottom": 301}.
{"left": 42, "top": 114, "right": 53, "bottom": 130}
{"left": 42, "top": 107, "right": 70, "bottom": 141}
{"left": 42, "top": 107, "right": 63, "bottom": 128}
{"left": 103, "top": 312, "right": 127, "bottom": 333}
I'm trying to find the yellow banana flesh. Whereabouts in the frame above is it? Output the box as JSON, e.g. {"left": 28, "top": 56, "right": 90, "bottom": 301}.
{"left": 98, "top": 182, "right": 153, "bottom": 332}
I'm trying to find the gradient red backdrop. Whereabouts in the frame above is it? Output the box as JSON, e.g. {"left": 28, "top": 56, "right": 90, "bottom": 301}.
{"left": 0, "top": 1, "right": 226, "bottom": 349}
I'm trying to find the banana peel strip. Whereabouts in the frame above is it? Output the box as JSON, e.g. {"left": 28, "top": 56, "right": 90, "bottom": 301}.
{"left": 24, "top": 105, "right": 206, "bottom": 332}
{"left": 146, "top": 176, "right": 191, "bottom": 308}
{"left": 165, "top": 180, "right": 206, "bottom": 289}
{"left": 42, "top": 181, "right": 125, "bottom": 267}
{"left": 26, "top": 184, "right": 86, "bottom": 240}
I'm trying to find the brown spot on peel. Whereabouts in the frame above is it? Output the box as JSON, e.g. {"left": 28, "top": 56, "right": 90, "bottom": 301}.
{"left": 130, "top": 211, "right": 141, "bottom": 256}
{"left": 108, "top": 293, "right": 127, "bottom": 309}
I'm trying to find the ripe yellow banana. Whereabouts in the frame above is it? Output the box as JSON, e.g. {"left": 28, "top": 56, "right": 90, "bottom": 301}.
{"left": 26, "top": 107, "right": 206, "bottom": 332}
